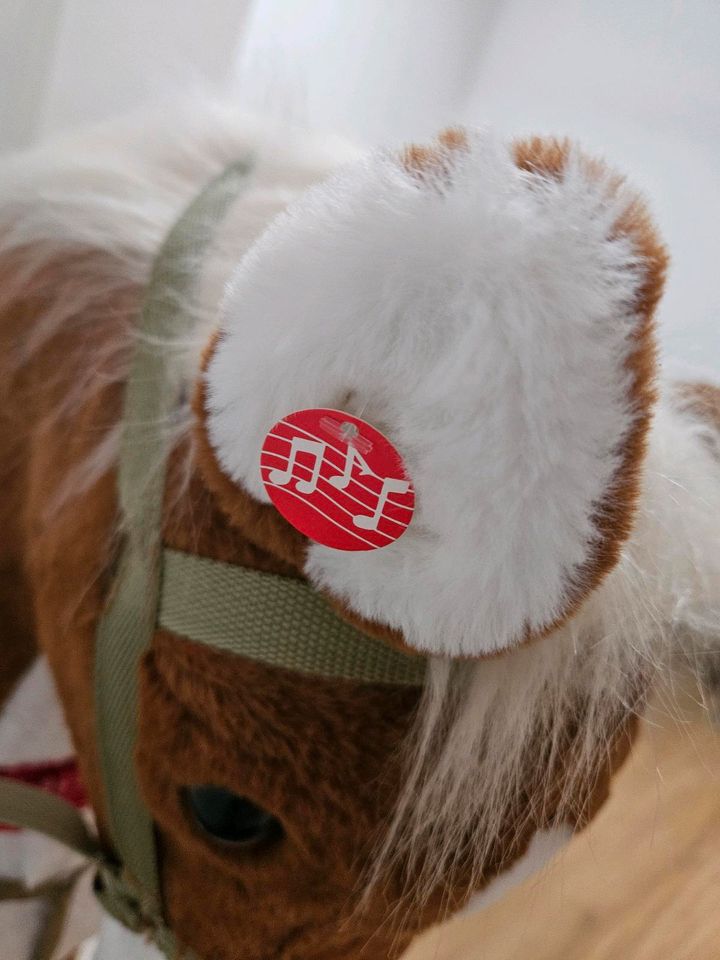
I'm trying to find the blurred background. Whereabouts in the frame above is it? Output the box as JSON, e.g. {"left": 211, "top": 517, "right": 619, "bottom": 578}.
{"left": 1, "top": 0, "right": 718, "bottom": 366}
{"left": 0, "top": 5, "right": 718, "bottom": 958}
{"left": 0, "top": 0, "right": 720, "bottom": 373}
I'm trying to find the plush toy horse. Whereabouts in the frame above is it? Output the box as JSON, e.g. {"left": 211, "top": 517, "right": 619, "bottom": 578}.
{"left": 0, "top": 106, "right": 719, "bottom": 960}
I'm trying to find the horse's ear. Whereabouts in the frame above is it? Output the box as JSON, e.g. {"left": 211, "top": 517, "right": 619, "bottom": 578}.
{"left": 197, "top": 131, "right": 668, "bottom": 657}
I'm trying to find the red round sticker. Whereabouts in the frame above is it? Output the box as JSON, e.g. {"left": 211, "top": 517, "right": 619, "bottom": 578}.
{"left": 260, "top": 408, "right": 415, "bottom": 551}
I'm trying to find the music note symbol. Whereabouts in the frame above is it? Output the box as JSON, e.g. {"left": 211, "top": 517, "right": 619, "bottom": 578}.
{"left": 353, "top": 477, "right": 411, "bottom": 531}
{"left": 269, "top": 437, "right": 326, "bottom": 494}
{"left": 328, "top": 445, "right": 373, "bottom": 491}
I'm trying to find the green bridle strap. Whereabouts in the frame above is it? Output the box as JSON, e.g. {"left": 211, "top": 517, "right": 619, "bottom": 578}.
{"left": 94, "top": 158, "right": 255, "bottom": 919}
{"left": 0, "top": 781, "right": 95, "bottom": 960}
{"left": 159, "top": 549, "right": 427, "bottom": 685}
{"left": 0, "top": 777, "right": 100, "bottom": 858}
{"left": 0, "top": 778, "right": 194, "bottom": 957}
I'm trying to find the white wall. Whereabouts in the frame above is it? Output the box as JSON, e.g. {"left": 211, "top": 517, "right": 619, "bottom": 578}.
{"left": 0, "top": 0, "right": 64, "bottom": 151}
{"left": 236, "top": 0, "right": 502, "bottom": 144}
{"left": 461, "top": 0, "right": 720, "bottom": 376}
{"left": 1, "top": 0, "right": 717, "bottom": 374}
{"left": 40, "top": 0, "right": 253, "bottom": 139}
{"left": 0, "top": 0, "right": 253, "bottom": 151}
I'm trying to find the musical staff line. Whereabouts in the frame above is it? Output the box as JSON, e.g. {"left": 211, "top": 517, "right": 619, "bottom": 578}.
{"left": 266, "top": 428, "right": 413, "bottom": 511}
{"left": 261, "top": 450, "right": 407, "bottom": 529}
{"left": 263, "top": 462, "right": 395, "bottom": 541}
{"left": 265, "top": 482, "right": 382, "bottom": 549}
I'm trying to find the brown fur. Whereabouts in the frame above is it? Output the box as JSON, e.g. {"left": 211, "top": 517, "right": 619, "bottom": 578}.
{"left": 138, "top": 632, "right": 429, "bottom": 959}
{"left": 0, "top": 266, "right": 41, "bottom": 707}
{"left": 677, "top": 382, "right": 720, "bottom": 437}
{"left": 401, "top": 128, "right": 469, "bottom": 182}
{"left": 0, "top": 254, "right": 487, "bottom": 959}
{"left": 0, "top": 250, "right": 138, "bottom": 844}
{"left": 0, "top": 134, "right": 653, "bottom": 959}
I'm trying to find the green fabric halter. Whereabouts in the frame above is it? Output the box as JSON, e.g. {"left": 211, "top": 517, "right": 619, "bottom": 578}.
{"left": 0, "top": 159, "right": 426, "bottom": 957}
{"left": 160, "top": 549, "right": 426, "bottom": 685}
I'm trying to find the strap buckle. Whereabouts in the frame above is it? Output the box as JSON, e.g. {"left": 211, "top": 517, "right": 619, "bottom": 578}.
{"left": 93, "top": 862, "right": 150, "bottom": 935}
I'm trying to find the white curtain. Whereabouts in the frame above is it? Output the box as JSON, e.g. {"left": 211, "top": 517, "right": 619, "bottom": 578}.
{"left": 460, "top": 0, "right": 720, "bottom": 377}
{"left": 1, "top": 0, "right": 65, "bottom": 151}
{"left": 1, "top": 0, "right": 718, "bottom": 373}
{"left": 0, "top": 0, "right": 254, "bottom": 150}
{"left": 235, "top": 0, "right": 500, "bottom": 143}
{"left": 239, "top": 0, "right": 720, "bottom": 376}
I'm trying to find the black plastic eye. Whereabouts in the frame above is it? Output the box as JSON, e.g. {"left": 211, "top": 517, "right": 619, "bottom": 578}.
{"left": 183, "top": 785, "right": 283, "bottom": 850}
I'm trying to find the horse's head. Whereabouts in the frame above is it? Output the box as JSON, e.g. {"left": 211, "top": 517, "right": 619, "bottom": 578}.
{"left": 23, "top": 124, "right": 720, "bottom": 960}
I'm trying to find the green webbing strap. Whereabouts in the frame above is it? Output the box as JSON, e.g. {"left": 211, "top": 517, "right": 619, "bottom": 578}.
{"left": 159, "top": 549, "right": 427, "bottom": 685}
{"left": 94, "top": 159, "right": 255, "bottom": 918}
{"left": 0, "top": 777, "right": 192, "bottom": 958}
{"left": 0, "top": 779, "right": 96, "bottom": 960}
{"left": 0, "top": 778, "right": 100, "bottom": 859}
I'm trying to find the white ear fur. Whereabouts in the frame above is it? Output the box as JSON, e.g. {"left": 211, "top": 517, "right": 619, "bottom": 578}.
{"left": 601, "top": 391, "right": 720, "bottom": 654}
{"left": 204, "top": 130, "right": 660, "bottom": 656}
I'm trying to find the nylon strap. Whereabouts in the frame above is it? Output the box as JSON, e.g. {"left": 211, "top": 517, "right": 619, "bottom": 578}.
{"left": 0, "top": 791, "right": 88, "bottom": 960}
{"left": 0, "top": 778, "right": 193, "bottom": 957}
{"left": 0, "top": 779, "right": 100, "bottom": 859}
{"left": 0, "top": 780, "right": 96, "bottom": 960}
{"left": 94, "top": 159, "right": 255, "bottom": 916}
{"left": 159, "top": 548, "right": 427, "bottom": 685}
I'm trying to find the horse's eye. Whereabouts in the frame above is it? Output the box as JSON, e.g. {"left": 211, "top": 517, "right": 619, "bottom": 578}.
{"left": 183, "top": 785, "right": 283, "bottom": 850}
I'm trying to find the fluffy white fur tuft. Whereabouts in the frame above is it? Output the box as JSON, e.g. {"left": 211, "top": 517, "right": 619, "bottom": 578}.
{"left": 207, "top": 131, "right": 652, "bottom": 655}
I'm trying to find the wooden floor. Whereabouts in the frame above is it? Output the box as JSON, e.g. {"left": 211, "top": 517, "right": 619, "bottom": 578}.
{"left": 404, "top": 688, "right": 720, "bottom": 960}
